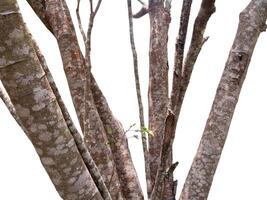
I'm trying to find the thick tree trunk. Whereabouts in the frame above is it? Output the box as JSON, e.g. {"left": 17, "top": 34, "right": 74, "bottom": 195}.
{"left": 0, "top": 1, "right": 103, "bottom": 199}
{"left": 27, "top": 1, "right": 143, "bottom": 199}
{"left": 180, "top": 0, "right": 267, "bottom": 199}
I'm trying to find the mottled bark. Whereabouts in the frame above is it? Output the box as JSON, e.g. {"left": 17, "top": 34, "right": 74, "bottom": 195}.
{"left": 152, "top": 1, "right": 193, "bottom": 199}
{"left": 27, "top": 1, "right": 125, "bottom": 198}
{"left": 79, "top": 1, "right": 124, "bottom": 198}
{"left": 91, "top": 75, "right": 144, "bottom": 199}
{"left": 27, "top": 1, "right": 143, "bottom": 198}
{"left": 180, "top": 0, "right": 216, "bottom": 103}
{"left": 180, "top": 0, "right": 267, "bottom": 199}
{"left": 43, "top": 0, "right": 87, "bottom": 130}
{"left": 0, "top": 1, "right": 103, "bottom": 199}
{"left": 32, "top": 39, "right": 112, "bottom": 200}
{"left": 127, "top": 0, "right": 152, "bottom": 195}
{"left": 148, "top": 1, "right": 171, "bottom": 193}
{"left": 151, "top": 1, "right": 214, "bottom": 198}
{"left": 26, "top": 0, "right": 52, "bottom": 32}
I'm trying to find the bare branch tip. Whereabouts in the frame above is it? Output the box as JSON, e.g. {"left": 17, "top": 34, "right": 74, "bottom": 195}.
{"left": 133, "top": 5, "right": 149, "bottom": 19}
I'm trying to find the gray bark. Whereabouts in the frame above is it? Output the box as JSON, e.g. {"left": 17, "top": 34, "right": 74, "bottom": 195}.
{"left": 0, "top": 1, "right": 103, "bottom": 199}
{"left": 180, "top": 0, "right": 267, "bottom": 199}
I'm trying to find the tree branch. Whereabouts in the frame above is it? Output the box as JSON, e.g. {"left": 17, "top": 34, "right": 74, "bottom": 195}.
{"left": 127, "top": 0, "right": 152, "bottom": 195}
{"left": 180, "top": 0, "right": 267, "bottom": 199}
{"left": 151, "top": 1, "right": 192, "bottom": 198}
{"left": 27, "top": 1, "right": 143, "bottom": 198}
{"left": 147, "top": 1, "right": 171, "bottom": 195}
{"left": 31, "top": 37, "right": 112, "bottom": 200}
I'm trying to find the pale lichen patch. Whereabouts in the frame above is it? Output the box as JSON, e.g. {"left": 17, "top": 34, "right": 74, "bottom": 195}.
{"left": 15, "top": 104, "right": 30, "bottom": 118}
{"left": 8, "top": 28, "right": 24, "bottom": 40}
{"left": 41, "top": 157, "right": 55, "bottom": 165}
{"left": 38, "top": 132, "right": 52, "bottom": 142}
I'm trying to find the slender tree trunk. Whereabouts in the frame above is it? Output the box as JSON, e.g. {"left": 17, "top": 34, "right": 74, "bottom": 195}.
{"left": 148, "top": 1, "right": 171, "bottom": 193}
{"left": 180, "top": 0, "right": 267, "bottom": 199}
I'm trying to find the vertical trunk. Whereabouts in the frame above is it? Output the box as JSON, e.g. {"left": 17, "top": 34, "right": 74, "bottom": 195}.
{"left": 148, "top": 1, "right": 171, "bottom": 192}
{"left": 180, "top": 0, "right": 267, "bottom": 199}
{"left": 0, "top": 1, "right": 103, "bottom": 199}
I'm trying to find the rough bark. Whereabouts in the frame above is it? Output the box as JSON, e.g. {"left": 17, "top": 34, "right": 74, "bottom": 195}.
{"left": 180, "top": 0, "right": 267, "bottom": 199}
{"left": 32, "top": 38, "right": 112, "bottom": 200}
{"left": 180, "top": 0, "right": 216, "bottom": 104}
{"left": 152, "top": 1, "right": 193, "bottom": 199}
{"left": 0, "top": 1, "right": 103, "bottom": 199}
{"left": 43, "top": 0, "right": 87, "bottom": 130}
{"left": 27, "top": 1, "right": 126, "bottom": 199}
{"left": 151, "top": 0, "right": 214, "bottom": 198}
{"left": 127, "top": 0, "right": 152, "bottom": 195}
{"left": 91, "top": 75, "right": 144, "bottom": 200}
{"left": 148, "top": 1, "right": 171, "bottom": 193}
{"left": 78, "top": 1, "right": 124, "bottom": 198}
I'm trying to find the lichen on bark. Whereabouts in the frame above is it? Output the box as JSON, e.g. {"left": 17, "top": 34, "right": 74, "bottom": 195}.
{"left": 0, "top": 1, "right": 103, "bottom": 199}
{"left": 180, "top": 0, "right": 267, "bottom": 199}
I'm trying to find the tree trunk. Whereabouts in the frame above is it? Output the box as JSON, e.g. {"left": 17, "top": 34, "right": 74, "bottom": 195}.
{"left": 180, "top": 0, "right": 267, "bottom": 199}
{"left": 0, "top": 1, "right": 103, "bottom": 199}
{"left": 148, "top": 1, "right": 170, "bottom": 193}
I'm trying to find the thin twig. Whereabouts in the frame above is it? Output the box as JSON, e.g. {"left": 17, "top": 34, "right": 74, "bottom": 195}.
{"left": 137, "top": 0, "right": 145, "bottom": 5}
{"left": 127, "top": 0, "right": 152, "bottom": 195}
{"left": 89, "top": 0, "right": 93, "bottom": 14}
{"left": 76, "top": 0, "right": 87, "bottom": 44}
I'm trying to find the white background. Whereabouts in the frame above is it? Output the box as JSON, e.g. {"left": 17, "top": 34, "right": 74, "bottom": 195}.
{"left": 1, "top": 0, "right": 267, "bottom": 199}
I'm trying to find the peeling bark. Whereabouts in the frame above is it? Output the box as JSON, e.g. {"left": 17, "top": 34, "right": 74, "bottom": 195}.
{"left": 148, "top": 2, "right": 171, "bottom": 193}
{"left": 0, "top": 1, "right": 103, "bottom": 199}
{"left": 180, "top": 0, "right": 267, "bottom": 199}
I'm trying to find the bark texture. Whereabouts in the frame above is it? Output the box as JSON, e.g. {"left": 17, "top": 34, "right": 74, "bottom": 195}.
{"left": 32, "top": 38, "right": 112, "bottom": 200}
{"left": 27, "top": 1, "right": 143, "bottom": 199}
{"left": 180, "top": 0, "right": 267, "bottom": 199}
{"left": 127, "top": 0, "right": 151, "bottom": 195}
{"left": 0, "top": 1, "right": 103, "bottom": 199}
{"left": 91, "top": 75, "right": 144, "bottom": 200}
{"left": 148, "top": 1, "right": 171, "bottom": 192}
